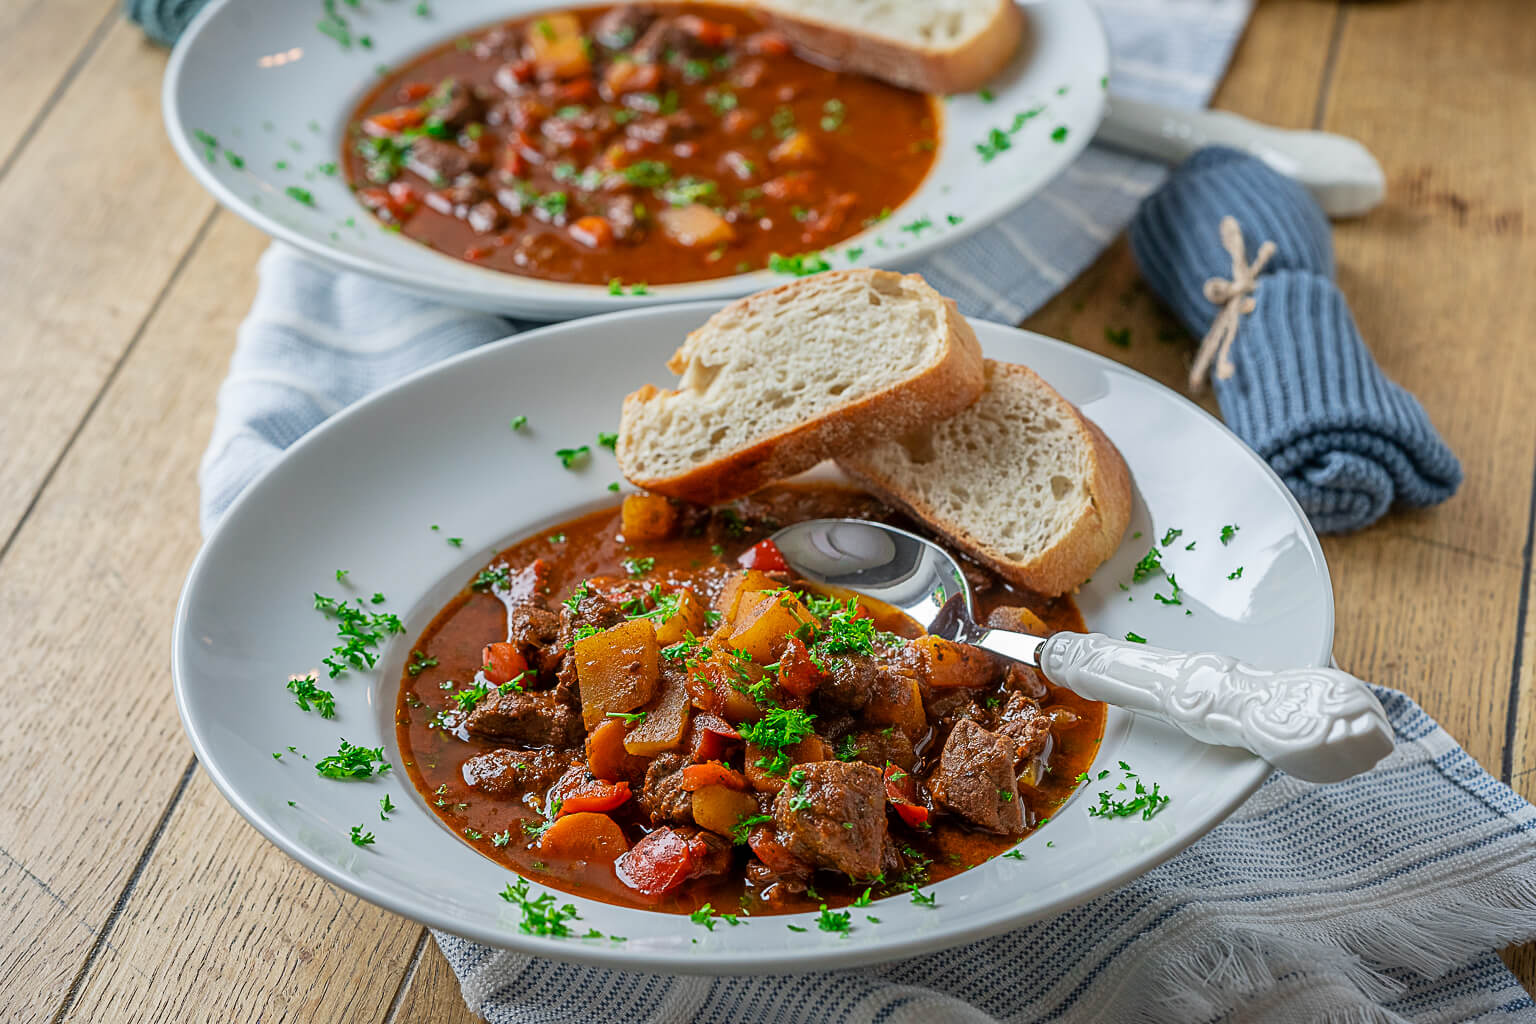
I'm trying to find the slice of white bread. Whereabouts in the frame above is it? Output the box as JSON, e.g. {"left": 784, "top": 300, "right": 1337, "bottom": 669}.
{"left": 837, "top": 360, "right": 1132, "bottom": 597}
{"left": 617, "top": 269, "right": 985, "bottom": 505}
{"left": 751, "top": 0, "right": 1024, "bottom": 94}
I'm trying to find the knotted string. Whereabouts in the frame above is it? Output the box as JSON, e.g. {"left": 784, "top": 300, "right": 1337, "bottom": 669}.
{"left": 1190, "top": 216, "right": 1276, "bottom": 391}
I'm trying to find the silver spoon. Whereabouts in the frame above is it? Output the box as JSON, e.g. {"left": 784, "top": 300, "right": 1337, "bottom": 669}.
{"left": 769, "top": 518, "right": 1394, "bottom": 784}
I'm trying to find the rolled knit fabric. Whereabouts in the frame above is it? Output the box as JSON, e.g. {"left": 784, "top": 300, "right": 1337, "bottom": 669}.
{"left": 1129, "top": 147, "right": 1461, "bottom": 532}
{"left": 123, "top": 0, "right": 207, "bottom": 46}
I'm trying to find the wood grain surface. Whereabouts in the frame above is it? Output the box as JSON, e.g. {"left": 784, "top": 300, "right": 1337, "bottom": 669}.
{"left": 1, "top": 1, "right": 1531, "bottom": 1021}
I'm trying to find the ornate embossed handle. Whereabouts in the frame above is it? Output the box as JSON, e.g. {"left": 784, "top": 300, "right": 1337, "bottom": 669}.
{"left": 1017, "top": 632, "right": 1395, "bottom": 783}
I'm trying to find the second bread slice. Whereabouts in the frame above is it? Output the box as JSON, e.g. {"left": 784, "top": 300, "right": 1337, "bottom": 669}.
{"left": 617, "top": 269, "right": 985, "bottom": 504}
{"left": 837, "top": 360, "right": 1132, "bottom": 597}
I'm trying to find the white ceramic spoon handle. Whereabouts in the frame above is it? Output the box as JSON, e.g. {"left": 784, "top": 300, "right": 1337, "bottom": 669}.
{"left": 982, "top": 631, "right": 1394, "bottom": 783}
{"left": 1096, "top": 94, "right": 1387, "bottom": 219}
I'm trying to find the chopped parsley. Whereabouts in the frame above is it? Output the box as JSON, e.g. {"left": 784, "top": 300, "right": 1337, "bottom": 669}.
{"left": 730, "top": 813, "right": 774, "bottom": 845}
{"left": 604, "top": 710, "right": 648, "bottom": 726}
{"left": 451, "top": 683, "right": 491, "bottom": 712}
{"left": 349, "top": 825, "right": 376, "bottom": 847}
{"left": 598, "top": 431, "right": 619, "bottom": 451}
{"left": 819, "top": 99, "right": 846, "bottom": 132}
{"left": 767, "top": 251, "right": 830, "bottom": 277}
{"left": 816, "top": 904, "right": 852, "bottom": 935}
{"left": 471, "top": 565, "right": 512, "bottom": 592}
{"left": 1220, "top": 524, "right": 1240, "bottom": 545}
{"left": 1124, "top": 631, "right": 1147, "bottom": 644}
{"left": 739, "top": 707, "right": 817, "bottom": 776}
{"left": 1161, "top": 528, "right": 1183, "bottom": 547}
{"left": 563, "top": 581, "right": 591, "bottom": 613}
{"left": 977, "top": 127, "right": 1012, "bottom": 161}
{"left": 1228, "top": 566, "right": 1244, "bottom": 580}
{"left": 1130, "top": 546, "right": 1163, "bottom": 583}
{"left": 1087, "top": 761, "right": 1170, "bottom": 820}
{"left": 622, "top": 160, "right": 671, "bottom": 188}
{"left": 313, "top": 592, "right": 405, "bottom": 677}
{"left": 406, "top": 650, "right": 438, "bottom": 677}
{"left": 909, "top": 889, "right": 937, "bottom": 908}
{"left": 315, "top": 739, "right": 390, "bottom": 779}
{"left": 283, "top": 671, "right": 336, "bottom": 718}
{"left": 1152, "top": 573, "right": 1182, "bottom": 606}
{"left": 689, "top": 904, "right": 720, "bottom": 930}
{"left": 556, "top": 445, "right": 591, "bottom": 469}
{"left": 623, "top": 556, "right": 655, "bottom": 578}
{"left": 510, "top": 415, "right": 528, "bottom": 431}
{"left": 285, "top": 185, "right": 315, "bottom": 206}
{"left": 1002, "top": 849, "right": 1025, "bottom": 861}
{"left": 379, "top": 794, "right": 396, "bottom": 819}
{"left": 1051, "top": 125, "right": 1069, "bottom": 143}
{"left": 499, "top": 877, "right": 583, "bottom": 937}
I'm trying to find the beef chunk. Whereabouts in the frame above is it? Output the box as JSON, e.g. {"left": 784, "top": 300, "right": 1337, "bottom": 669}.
{"left": 996, "top": 693, "right": 1053, "bottom": 764}
{"left": 604, "top": 195, "right": 647, "bottom": 242}
{"left": 466, "top": 200, "right": 505, "bottom": 234}
{"left": 624, "top": 112, "right": 699, "bottom": 145}
{"left": 819, "top": 654, "right": 882, "bottom": 712}
{"left": 428, "top": 78, "right": 483, "bottom": 129}
{"left": 930, "top": 719, "right": 1024, "bottom": 835}
{"left": 1002, "top": 663, "right": 1049, "bottom": 700}
{"left": 465, "top": 688, "right": 582, "bottom": 747}
{"left": 408, "top": 137, "right": 474, "bottom": 184}
{"left": 772, "top": 760, "right": 886, "bottom": 879}
{"left": 843, "top": 727, "right": 915, "bottom": 772}
{"left": 562, "top": 589, "right": 626, "bottom": 635}
{"left": 636, "top": 752, "right": 694, "bottom": 825}
{"left": 591, "top": 4, "right": 656, "bottom": 50}
{"left": 462, "top": 747, "right": 573, "bottom": 797}
{"left": 507, "top": 601, "right": 562, "bottom": 674}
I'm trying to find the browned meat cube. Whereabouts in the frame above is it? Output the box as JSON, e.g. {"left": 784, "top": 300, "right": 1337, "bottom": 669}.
{"left": 506, "top": 601, "right": 562, "bottom": 675}
{"left": 636, "top": 751, "right": 694, "bottom": 825}
{"left": 464, "top": 689, "right": 582, "bottom": 747}
{"left": 772, "top": 760, "right": 886, "bottom": 879}
{"left": 408, "top": 138, "right": 474, "bottom": 184}
{"left": 841, "top": 727, "right": 916, "bottom": 772}
{"left": 591, "top": 4, "right": 656, "bottom": 50}
{"left": 461, "top": 747, "right": 573, "bottom": 796}
{"left": 930, "top": 719, "right": 1025, "bottom": 835}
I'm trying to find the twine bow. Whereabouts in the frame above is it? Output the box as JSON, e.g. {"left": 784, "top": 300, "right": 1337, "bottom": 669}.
{"left": 1190, "top": 216, "right": 1276, "bottom": 392}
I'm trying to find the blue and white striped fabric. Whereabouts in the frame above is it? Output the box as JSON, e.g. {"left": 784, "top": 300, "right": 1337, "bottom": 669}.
{"left": 193, "top": 2, "right": 1536, "bottom": 1020}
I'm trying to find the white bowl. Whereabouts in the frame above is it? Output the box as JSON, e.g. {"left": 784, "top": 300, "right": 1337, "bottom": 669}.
{"left": 162, "top": 0, "right": 1108, "bottom": 318}
{"left": 172, "top": 305, "right": 1332, "bottom": 973}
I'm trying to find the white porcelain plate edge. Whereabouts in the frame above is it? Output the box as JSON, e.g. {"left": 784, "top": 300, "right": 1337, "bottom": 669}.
{"left": 172, "top": 305, "right": 1329, "bottom": 974}
{"left": 162, "top": 0, "right": 1108, "bottom": 318}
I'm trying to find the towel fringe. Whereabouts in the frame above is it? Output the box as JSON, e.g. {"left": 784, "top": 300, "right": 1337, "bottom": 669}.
{"left": 1135, "top": 859, "right": 1536, "bottom": 1023}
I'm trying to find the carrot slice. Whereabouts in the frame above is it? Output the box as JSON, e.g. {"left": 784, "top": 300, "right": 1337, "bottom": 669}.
{"left": 678, "top": 761, "right": 750, "bottom": 792}
{"left": 537, "top": 812, "right": 629, "bottom": 861}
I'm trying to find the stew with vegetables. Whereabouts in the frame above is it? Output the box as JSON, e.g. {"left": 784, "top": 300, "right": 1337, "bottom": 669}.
{"left": 396, "top": 485, "right": 1104, "bottom": 915}
{"left": 343, "top": 3, "right": 939, "bottom": 286}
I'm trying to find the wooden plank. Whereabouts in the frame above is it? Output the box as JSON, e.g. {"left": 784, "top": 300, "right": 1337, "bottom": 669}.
{"left": 59, "top": 771, "right": 422, "bottom": 1023}
{"left": 0, "top": 20, "right": 215, "bottom": 545}
{"left": 0, "top": 0, "right": 119, "bottom": 167}
{"left": 0, "top": 853, "right": 105, "bottom": 1024}
{"left": 1024, "top": 0, "right": 1340, "bottom": 390}
{"left": 1319, "top": 0, "right": 1536, "bottom": 565}
{"left": 1502, "top": 552, "right": 1536, "bottom": 988}
{"left": 0, "top": 211, "right": 260, "bottom": 1022}
{"left": 389, "top": 938, "right": 486, "bottom": 1024}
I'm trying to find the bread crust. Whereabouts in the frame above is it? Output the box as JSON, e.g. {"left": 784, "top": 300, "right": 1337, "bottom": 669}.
{"left": 617, "top": 270, "right": 986, "bottom": 505}
{"left": 838, "top": 361, "right": 1132, "bottom": 597}
{"left": 756, "top": 0, "right": 1024, "bottom": 94}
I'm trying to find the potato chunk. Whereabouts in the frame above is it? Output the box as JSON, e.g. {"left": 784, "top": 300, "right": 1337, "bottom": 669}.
{"left": 527, "top": 13, "right": 590, "bottom": 80}
{"left": 655, "top": 589, "right": 708, "bottom": 646}
{"left": 621, "top": 493, "right": 677, "bottom": 542}
{"left": 916, "top": 635, "right": 993, "bottom": 689}
{"left": 713, "top": 569, "right": 780, "bottom": 626}
{"left": 725, "top": 589, "right": 815, "bottom": 663}
{"left": 623, "top": 669, "right": 692, "bottom": 755}
{"left": 690, "top": 784, "right": 761, "bottom": 838}
{"left": 575, "top": 618, "right": 660, "bottom": 728}
{"left": 658, "top": 204, "right": 736, "bottom": 249}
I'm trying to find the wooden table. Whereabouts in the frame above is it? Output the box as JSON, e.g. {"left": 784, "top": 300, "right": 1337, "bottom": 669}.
{"left": 3, "top": 1, "right": 1532, "bottom": 1019}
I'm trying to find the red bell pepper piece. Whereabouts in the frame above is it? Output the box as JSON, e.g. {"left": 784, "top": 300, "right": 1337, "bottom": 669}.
{"left": 883, "top": 763, "right": 930, "bottom": 827}
{"left": 738, "top": 538, "right": 788, "bottom": 572}
{"left": 775, "top": 635, "right": 825, "bottom": 697}
{"left": 616, "top": 827, "right": 696, "bottom": 896}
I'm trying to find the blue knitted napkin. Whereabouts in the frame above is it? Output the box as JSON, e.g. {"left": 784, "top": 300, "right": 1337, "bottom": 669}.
{"left": 1129, "top": 148, "right": 1462, "bottom": 532}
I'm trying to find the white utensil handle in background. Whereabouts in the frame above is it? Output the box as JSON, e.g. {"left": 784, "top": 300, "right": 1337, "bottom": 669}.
{"left": 1029, "top": 632, "right": 1395, "bottom": 783}
{"left": 1097, "top": 94, "right": 1388, "bottom": 219}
